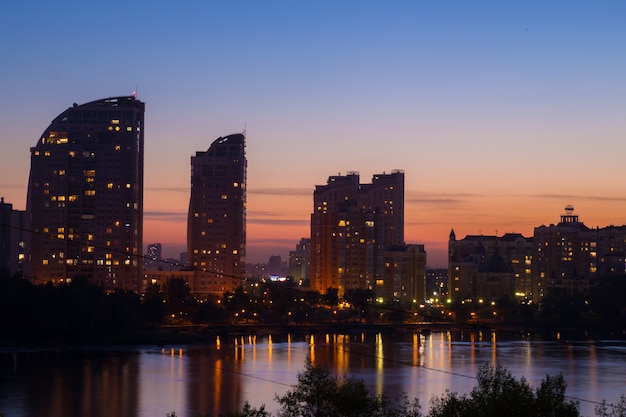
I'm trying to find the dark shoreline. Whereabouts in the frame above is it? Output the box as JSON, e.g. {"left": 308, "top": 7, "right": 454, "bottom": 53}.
{"left": 2, "top": 320, "right": 624, "bottom": 353}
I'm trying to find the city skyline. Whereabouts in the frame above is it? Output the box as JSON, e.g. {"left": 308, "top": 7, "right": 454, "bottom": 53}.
{"left": 2, "top": 2, "right": 626, "bottom": 267}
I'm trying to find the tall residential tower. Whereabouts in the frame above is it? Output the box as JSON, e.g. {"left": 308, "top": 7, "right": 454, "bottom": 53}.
{"left": 26, "top": 96, "right": 145, "bottom": 292}
{"left": 310, "top": 170, "right": 404, "bottom": 296}
{"left": 187, "top": 133, "right": 246, "bottom": 294}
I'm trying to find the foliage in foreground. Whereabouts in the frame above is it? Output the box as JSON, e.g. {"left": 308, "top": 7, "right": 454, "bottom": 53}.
{"left": 168, "top": 361, "right": 626, "bottom": 417}
{"left": 428, "top": 364, "right": 579, "bottom": 417}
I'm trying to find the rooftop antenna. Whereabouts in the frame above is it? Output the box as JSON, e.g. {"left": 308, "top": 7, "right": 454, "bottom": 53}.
{"left": 243, "top": 123, "right": 246, "bottom": 137}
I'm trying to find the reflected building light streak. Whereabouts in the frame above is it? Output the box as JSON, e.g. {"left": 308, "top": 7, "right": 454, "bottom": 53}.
{"left": 446, "top": 331, "right": 452, "bottom": 365}
{"left": 491, "top": 331, "right": 497, "bottom": 365}
{"left": 412, "top": 333, "right": 419, "bottom": 367}
{"left": 213, "top": 358, "right": 223, "bottom": 416}
{"left": 216, "top": 336, "right": 221, "bottom": 350}
{"left": 309, "top": 335, "right": 315, "bottom": 363}
{"left": 375, "top": 333, "right": 384, "bottom": 396}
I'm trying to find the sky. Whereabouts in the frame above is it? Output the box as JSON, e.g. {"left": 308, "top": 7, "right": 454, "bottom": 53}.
{"left": 1, "top": 1, "right": 625, "bottom": 267}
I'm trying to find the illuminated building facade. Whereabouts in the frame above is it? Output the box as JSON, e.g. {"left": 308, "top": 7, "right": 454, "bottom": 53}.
{"left": 310, "top": 170, "right": 404, "bottom": 297}
{"left": 289, "top": 237, "right": 311, "bottom": 284}
{"left": 383, "top": 244, "right": 427, "bottom": 304}
{"left": 532, "top": 205, "right": 598, "bottom": 301}
{"left": 26, "top": 96, "right": 144, "bottom": 291}
{"left": 449, "top": 205, "right": 626, "bottom": 304}
{"left": 187, "top": 133, "right": 246, "bottom": 295}
{"left": 448, "top": 231, "right": 532, "bottom": 303}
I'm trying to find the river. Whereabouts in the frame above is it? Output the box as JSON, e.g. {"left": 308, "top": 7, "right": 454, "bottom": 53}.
{"left": 1, "top": 329, "right": 625, "bottom": 417}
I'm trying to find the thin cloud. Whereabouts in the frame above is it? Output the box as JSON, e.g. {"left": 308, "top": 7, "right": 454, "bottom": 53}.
{"left": 144, "top": 211, "right": 187, "bottom": 221}
{"left": 531, "top": 193, "right": 626, "bottom": 202}
{"left": 248, "top": 237, "right": 305, "bottom": 245}
{"left": 248, "top": 187, "right": 311, "bottom": 196}
{"left": 145, "top": 187, "right": 188, "bottom": 193}
{"left": 248, "top": 218, "right": 309, "bottom": 226}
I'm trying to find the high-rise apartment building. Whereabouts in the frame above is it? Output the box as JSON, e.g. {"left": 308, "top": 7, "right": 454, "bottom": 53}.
{"left": 310, "top": 170, "right": 404, "bottom": 296}
{"left": 26, "top": 96, "right": 144, "bottom": 292}
{"left": 187, "top": 133, "right": 246, "bottom": 295}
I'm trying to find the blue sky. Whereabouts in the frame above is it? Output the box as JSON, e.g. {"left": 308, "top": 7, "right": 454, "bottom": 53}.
{"left": 1, "top": 1, "right": 626, "bottom": 266}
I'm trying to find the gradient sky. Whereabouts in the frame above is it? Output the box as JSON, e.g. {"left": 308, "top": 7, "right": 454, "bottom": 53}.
{"left": 1, "top": 1, "right": 625, "bottom": 267}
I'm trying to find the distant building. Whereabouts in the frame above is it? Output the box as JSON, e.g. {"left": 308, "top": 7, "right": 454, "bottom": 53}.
{"left": 187, "top": 133, "right": 246, "bottom": 295}
{"left": 533, "top": 205, "right": 598, "bottom": 301}
{"left": 0, "top": 198, "right": 27, "bottom": 276}
{"left": 180, "top": 251, "right": 189, "bottom": 267}
{"left": 383, "top": 244, "right": 427, "bottom": 304}
{"left": 144, "top": 242, "right": 163, "bottom": 271}
{"left": 310, "top": 170, "right": 404, "bottom": 297}
{"left": 268, "top": 255, "right": 282, "bottom": 277}
{"left": 450, "top": 205, "right": 626, "bottom": 304}
{"left": 26, "top": 96, "right": 145, "bottom": 292}
{"left": 143, "top": 269, "right": 194, "bottom": 292}
{"left": 289, "top": 238, "right": 310, "bottom": 284}
{"left": 425, "top": 268, "right": 448, "bottom": 302}
{"left": 448, "top": 230, "right": 532, "bottom": 303}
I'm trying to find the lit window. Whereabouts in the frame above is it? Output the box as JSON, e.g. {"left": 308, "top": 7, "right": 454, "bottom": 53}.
{"left": 84, "top": 190, "right": 96, "bottom": 196}
{"left": 338, "top": 220, "right": 346, "bottom": 226}
{"left": 107, "top": 183, "right": 113, "bottom": 189}
{"left": 221, "top": 195, "right": 227, "bottom": 200}
{"left": 111, "top": 119, "right": 120, "bottom": 124}
{"left": 43, "top": 259, "right": 49, "bottom": 265}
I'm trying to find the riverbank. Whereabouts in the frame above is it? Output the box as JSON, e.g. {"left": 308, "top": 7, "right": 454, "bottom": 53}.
{"left": 2, "top": 319, "right": 624, "bottom": 353}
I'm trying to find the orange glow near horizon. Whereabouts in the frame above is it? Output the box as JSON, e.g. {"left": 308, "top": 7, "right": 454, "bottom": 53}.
{"left": 143, "top": 189, "right": 626, "bottom": 268}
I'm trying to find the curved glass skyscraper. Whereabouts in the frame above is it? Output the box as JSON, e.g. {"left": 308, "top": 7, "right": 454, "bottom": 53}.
{"left": 26, "top": 96, "right": 144, "bottom": 292}
{"left": 187, "top": 133, "right": 246, "bottom": 294}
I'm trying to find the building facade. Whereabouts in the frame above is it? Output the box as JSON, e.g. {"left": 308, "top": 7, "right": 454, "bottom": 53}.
{"left": 532, "top": 205, "right": 599, "bottom": 301}
{"left": 310, "top": 170, "right": 404, "bottom": 296}
{"left": 289, "top": 237, "right": 311, "bottom": 284}
{"left": 26, "top": 96, "right": 144, "bottom": 292}
{"left": 0, "top": 198, "right": 27, "bottom": 276}
{"left": 448, "top": 230, "right": 532, "bottom": 303}
{"left": 383, "top": 244, "right": 427, "bottom": 304}
{"left": 187, "top": 133, "right": 246, "bottom": 295}
{"left": 449, "top": 205, "right": 626, "bottom": 304}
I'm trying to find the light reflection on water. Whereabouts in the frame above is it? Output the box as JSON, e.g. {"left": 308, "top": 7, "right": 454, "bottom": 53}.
{"left": 1, "top": 331, "right": 625, "bottom": 417}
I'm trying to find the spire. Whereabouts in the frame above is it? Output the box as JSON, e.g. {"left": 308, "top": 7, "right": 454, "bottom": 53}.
{"left": 449, "top": 228, "right": 456, "bottom": 241}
